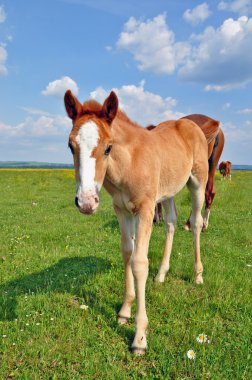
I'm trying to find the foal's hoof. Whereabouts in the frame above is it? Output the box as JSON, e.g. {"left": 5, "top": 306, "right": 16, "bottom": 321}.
{"left": 131, "top": 347, "right": 146, "bottom": 356}
{"left": 183, "top": 223, "right": 190, "bottom": 231}
{"left": 155, "top": 273, "right": 165, "bottom": 283}
{"left": 117, "top": 315, "right": 129, "bottom": 325}
{"left": 202, "top": 224, "right": 208, "bottom": 232}
{"left": 195, "top": 275, "right": 204, "bottom": 285}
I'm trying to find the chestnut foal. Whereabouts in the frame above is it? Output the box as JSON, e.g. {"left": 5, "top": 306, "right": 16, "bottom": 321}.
{"left": 64, "top": 90, "right": 218, "bottom": 355}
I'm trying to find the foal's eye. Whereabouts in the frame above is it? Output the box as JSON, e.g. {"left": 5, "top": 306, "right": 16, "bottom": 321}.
{"left": 68, "top": 142, "right": 74, "bottom": 155}
{"left": 104, "top": 144, "right": 112, "bottom": 156}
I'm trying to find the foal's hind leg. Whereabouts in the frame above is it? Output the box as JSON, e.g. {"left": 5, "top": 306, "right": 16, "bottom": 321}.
{"left": 155, "top": 198, "right": 177, "bottom": 283}
{"left": 203, "top": 175, "right": 215, "bottom": 231}
{"left": 114, "top": 205, "right": 136, "bottom": 325}
{"left": 188, "top": 178, "right": 205, "bottom": 284}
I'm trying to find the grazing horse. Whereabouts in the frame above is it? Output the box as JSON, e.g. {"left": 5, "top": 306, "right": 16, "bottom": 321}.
{"left": 64, "top": 90, "right": 218, "bottom": 355}
{"left": 219, "top": 160, "right": 232, "bottom": 180}
{"left": 150, "top": 115, "right": 224, "bottom": 230}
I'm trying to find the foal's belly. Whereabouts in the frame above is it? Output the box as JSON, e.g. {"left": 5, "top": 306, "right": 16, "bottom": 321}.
{"left": 156, "top": 170, "right": 190, "bottom": 201}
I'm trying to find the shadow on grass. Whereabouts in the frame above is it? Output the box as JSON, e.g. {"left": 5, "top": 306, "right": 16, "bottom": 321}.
{"left": 0, "top": 256, "right": 110, "bottom": 321}
{"left": 1, "top": 255, "right": 138, "bottom": 349}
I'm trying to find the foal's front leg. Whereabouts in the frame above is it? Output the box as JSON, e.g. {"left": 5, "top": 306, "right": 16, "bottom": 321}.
{"left": 114, "top": 205, "right": 136, "bottom": 324}
{"left": 131, "top": 203, "right": 154, "bottom": 355}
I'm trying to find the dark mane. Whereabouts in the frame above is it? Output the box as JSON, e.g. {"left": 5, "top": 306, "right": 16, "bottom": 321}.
{"left": 146, "top": 125, "right": 156, "bottom": 131}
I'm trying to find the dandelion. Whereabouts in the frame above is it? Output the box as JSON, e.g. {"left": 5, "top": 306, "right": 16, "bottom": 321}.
{"left": 196, "top": 333, "right": 208, "bottom": 343}
{"left": 2, "top": 335, "right": 7, "bottom": 338}
{"left": 80, "top": 304, "right": 89, "bottom": 310}
{"left": 36, "top": 323, "right": 40, "bottom": 326}
{"left": 50, "top": 318, "right": 54, "bottom": 321}
{"left": 12, "top": 343, "right": 16, "bottom": 346}
{"left": 187, "top": 349, "right": 196, "bottom": 360}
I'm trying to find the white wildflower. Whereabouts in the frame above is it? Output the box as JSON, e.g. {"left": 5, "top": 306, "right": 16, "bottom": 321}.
{"left": 187, "top": 349, "right": 196, "bottom": 360}
{"left": 196, "top": 333, "right": 208, "bottom": 343}
{"left": 80, "top": 304, "right": 89, "bottom": 310}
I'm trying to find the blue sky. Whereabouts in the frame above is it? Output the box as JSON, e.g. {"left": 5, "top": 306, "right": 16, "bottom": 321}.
{"left": 0, "top": 0, "right": 252, "bottom": 164}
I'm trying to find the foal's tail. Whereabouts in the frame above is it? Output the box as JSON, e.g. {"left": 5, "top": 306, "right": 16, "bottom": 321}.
{"left": 199, "top": 119, "right": 220, "bottom": 145}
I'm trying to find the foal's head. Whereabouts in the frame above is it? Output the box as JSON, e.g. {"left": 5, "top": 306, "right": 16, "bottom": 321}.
{"left": 64, "top": 90, "right": 118, "bottom": 214}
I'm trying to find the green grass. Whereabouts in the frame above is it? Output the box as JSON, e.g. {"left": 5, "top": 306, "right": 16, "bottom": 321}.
{"left": 0, "top": 169, "right": 251, "bottom": 379}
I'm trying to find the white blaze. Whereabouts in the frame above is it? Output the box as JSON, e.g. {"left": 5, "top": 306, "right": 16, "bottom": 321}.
{"left": 76, "top": 121, "right": 99, "bottom": 193}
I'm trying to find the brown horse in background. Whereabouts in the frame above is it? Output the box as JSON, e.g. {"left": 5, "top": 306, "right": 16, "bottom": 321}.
{"left": 149, "top": 115, "right": 225, "bottom": 230}
{"left": 219, "top": 160, "right": 232, "bottom": 180}
{"left": 64, "top": 90, "right": 219, "bottom": 354}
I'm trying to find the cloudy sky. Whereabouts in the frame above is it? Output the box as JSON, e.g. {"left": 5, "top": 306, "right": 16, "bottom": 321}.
{"left": 0, "top": 0, "right": 252, "bottom": 164}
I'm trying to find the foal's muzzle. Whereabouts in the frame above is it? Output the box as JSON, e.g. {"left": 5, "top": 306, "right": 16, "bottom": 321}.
{"left": 75, "top": 193, "right": 99, "bottom": 215}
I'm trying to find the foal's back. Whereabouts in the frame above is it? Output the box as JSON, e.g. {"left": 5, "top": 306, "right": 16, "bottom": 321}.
{"left": 149, "top": 119, "right": 208, "bottom": 199}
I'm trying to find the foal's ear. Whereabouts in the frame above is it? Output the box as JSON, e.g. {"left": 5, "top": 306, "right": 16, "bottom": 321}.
{"left": 64, "top": 90, "right": 83, "bottom": 120}
{"left": 101, "top": 91, "right": 118, "bottom": 124}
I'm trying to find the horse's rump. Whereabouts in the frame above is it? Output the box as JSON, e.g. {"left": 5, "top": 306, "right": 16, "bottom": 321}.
{"left": 181, "top": 114, "right": 220, "bottom": 145}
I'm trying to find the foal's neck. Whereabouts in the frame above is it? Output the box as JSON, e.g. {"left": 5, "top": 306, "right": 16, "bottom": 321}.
{"left": 105, "top": 111, "right": 145, "bottom": 188}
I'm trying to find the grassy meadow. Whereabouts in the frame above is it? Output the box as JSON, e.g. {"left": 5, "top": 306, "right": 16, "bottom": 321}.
{"left": 0, "top": 169, "right": 251, "bottom": 379}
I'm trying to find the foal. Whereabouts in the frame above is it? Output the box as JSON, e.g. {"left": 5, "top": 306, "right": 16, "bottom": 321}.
{"left": 64, "top": 90, "right": 216, "bottom": 354}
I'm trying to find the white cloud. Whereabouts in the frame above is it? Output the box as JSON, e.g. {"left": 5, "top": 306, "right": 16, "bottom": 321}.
{"left": 0, "top": 114, "right": 70, "bottom": 138}
{"left": 0, "top": 7, "right": 9, "bottom": 75}
{"left": 222, "top": 120, "right": 252, "bottom": 142}
{"left": 20, "top": 107, "right": 52, "bottom": 117}
{"left": 42, "top": 76, "right": 79, "bottom": 97}
{"left": 0, "top": 5, "right": 6, "bottom": 23}
{"left": 0, "top": 45, "right": 7, "bottom": 75}
{"left": 183, "top": 3, "right": 211, "bottom": 25}
{"left": 90, "top": 80, "right": 184, "bottom": 125}
{"left": 218, "top": 0, "right": 252, "bottom": 15}
{"left": 179, "top": 16, "right": 252, "bottom": 90}
{"left": 116, "top": 14, "right": 191, "bottom": 75}
{"left": 0, "top": 110, "right": 73, "bottom": 162}
{"left": 204, "top": 83, "right": 246, "bottom": 91}
{"left": 116, "top": 14, "right": 252, "bottom": 90}
{"left": 237, "top": 107, "right": 252, "bottom": 113}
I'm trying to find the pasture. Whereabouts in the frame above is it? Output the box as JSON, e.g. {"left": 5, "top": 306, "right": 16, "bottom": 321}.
{"left": 0, "top": 169, "right": 251, "bottom": 379}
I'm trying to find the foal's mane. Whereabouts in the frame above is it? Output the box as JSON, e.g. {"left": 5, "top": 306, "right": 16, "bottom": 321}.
{"left": 82, "top": 100, "right": 103, "bottom": 116}
{"left": 82, "top": 99, "right": 142, "bottom": 129}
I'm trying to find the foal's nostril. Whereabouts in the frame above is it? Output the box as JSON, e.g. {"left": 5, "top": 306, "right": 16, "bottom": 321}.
{"left": 75, "top": 196, "right": 79, "bottom": 208}
{"left": 94, "top": 196, "right": 99, "bottom": 204}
